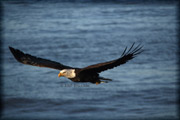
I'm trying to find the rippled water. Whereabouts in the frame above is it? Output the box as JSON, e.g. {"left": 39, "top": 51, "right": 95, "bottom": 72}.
{"left": 1, "top": 1, "right": 179, "bottom": 119}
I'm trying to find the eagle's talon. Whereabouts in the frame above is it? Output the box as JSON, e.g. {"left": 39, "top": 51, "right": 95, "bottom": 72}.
{"left": 96, "top": 82, "right": 100, "bottom": 85}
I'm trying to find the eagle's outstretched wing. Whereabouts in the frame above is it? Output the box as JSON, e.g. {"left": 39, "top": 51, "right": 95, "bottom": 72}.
{"left": 9, "top": 47, "right": 74, "bottom": 70}
{"left": 80, "top": 43, "right": 143, "bottom": 73}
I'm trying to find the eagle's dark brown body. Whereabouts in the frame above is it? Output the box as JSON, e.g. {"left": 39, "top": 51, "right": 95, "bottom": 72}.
{"left": 71, "top": 70, "right": 100, "bottom": 83}
{"left": 9, "top": 43, "right": 143, "bottom": 84}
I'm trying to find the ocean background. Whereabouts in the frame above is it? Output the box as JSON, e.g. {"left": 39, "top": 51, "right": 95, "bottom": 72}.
{"left": 1, "top": 0, "right": 179, "bottom": 119}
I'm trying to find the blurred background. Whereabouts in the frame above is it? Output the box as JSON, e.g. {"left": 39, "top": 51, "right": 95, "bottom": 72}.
{"left": 1, "top": 0, "right": 179, "bottom": 119}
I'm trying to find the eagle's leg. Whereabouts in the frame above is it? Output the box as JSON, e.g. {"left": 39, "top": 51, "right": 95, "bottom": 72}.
{"left": 96, "top": 82, "right": 100, "bottom": 85}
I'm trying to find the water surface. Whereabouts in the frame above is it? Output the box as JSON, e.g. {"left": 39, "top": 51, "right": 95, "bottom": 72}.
{"left": 1, "top": 1, "right": 178, "bottom": 119}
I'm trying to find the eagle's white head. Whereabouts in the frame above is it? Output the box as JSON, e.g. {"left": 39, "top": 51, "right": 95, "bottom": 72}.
{"left": 58, "top": 69, "right": 76, "bottom": 78}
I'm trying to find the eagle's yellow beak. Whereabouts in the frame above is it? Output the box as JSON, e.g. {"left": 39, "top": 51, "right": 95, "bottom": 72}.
{"left": 58, "top": 73, "right": 62, "bottom": 77}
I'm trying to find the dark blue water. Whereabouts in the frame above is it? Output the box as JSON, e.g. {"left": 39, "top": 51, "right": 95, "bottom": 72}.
{"left": 1, "top": 1, "right": 178, "bottom": 119}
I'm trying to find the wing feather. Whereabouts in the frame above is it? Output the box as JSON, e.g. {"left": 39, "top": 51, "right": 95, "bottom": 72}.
{"left": 80, "top": 44, "right": 143, "bottom": 73}
{"left": 9, "top": 47, "right": 74, "bottom": 70}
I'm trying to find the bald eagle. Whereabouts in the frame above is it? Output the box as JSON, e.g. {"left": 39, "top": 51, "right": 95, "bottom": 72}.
{"left": 9, "top": 43, "right": 143, "bottom": 84}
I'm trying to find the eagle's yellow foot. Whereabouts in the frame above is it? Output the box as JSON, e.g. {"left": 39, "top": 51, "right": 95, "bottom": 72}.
{"left": 96, "top": 82, "right": 100, "bottom": 85}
